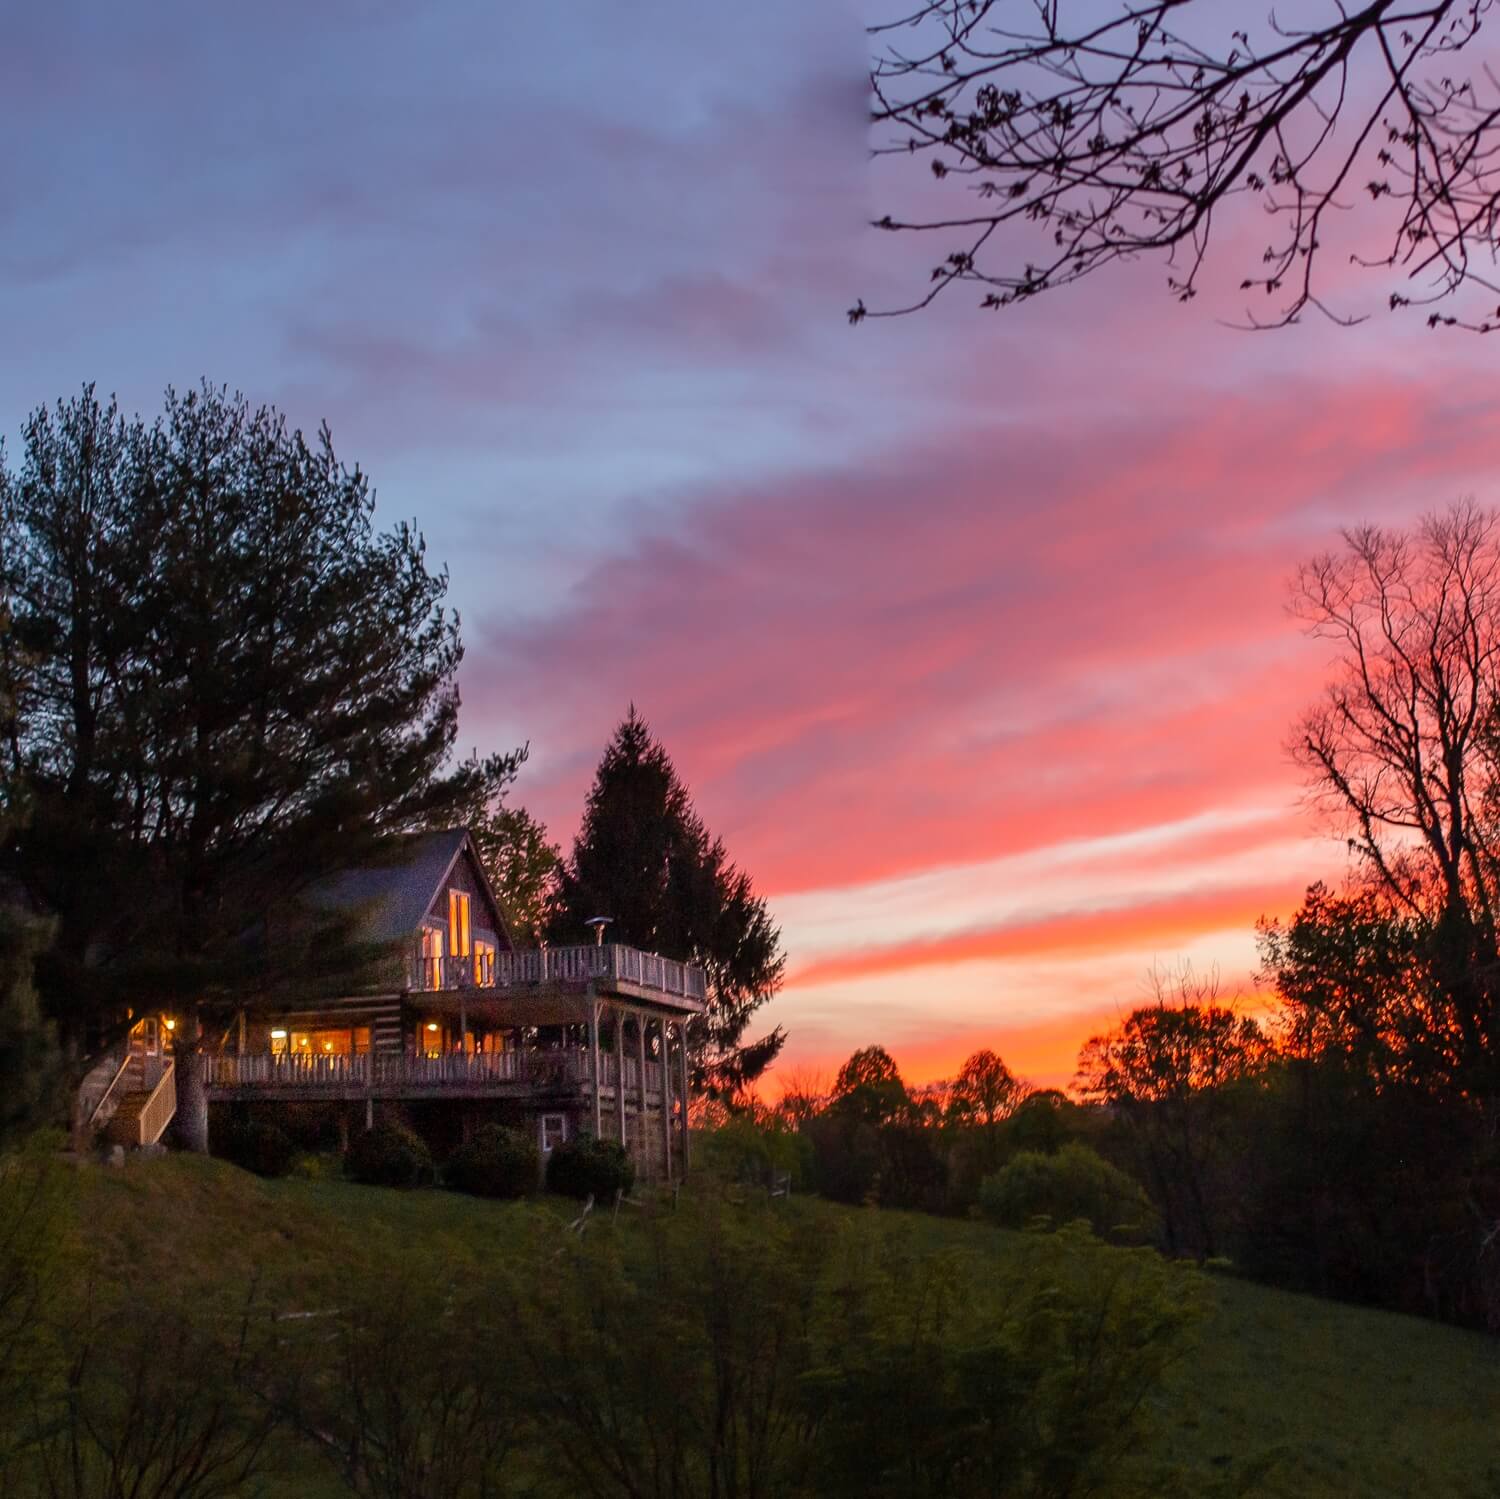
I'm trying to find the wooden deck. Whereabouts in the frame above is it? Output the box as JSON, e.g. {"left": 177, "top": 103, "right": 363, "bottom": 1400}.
{"left": 410, "top": 942, "right": 706, "bottom": 1011}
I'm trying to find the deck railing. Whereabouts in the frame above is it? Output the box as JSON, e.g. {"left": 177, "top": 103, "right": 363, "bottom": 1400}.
{"left": 407, "top": 942, "right": 706, "bottom": 1003}
{"left": 207, "top": 1047, "right": 667, "bottom": 1097}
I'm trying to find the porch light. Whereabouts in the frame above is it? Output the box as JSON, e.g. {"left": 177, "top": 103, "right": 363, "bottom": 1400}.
{"left": 163, "top": 1019, "right": 175, "bottom": 1031}
{"left": 426, "top": 1022, "right": 439, "bottom": 1032}
{"left": 323, "top": 1041, "right": 334, "bottom": 1052}
{"left": 586, "top": 916, "right": 613, "bottom": 947}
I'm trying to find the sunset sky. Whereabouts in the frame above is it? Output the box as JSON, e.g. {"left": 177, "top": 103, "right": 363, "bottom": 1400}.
{"left": 7, "top": 2, "right": 1500, "bottom": 1087}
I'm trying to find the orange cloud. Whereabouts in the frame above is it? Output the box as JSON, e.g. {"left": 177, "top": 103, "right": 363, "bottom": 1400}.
{"left": 787, "top": 879, "right": 1304, "bottom": 988}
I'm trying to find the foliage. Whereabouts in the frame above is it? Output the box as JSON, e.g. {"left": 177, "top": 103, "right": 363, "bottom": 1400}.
{"left": 946, "top": 1048, "right": 1020, "bottom": 1128}
{"left": 860, "top": 1, "right": 1500, "bottom": 332}
{"left": 545, "top": 1134, "right": 634, "bottom": 1201}
{"left": 216, "top": 1119, "right": 296, "bottom": 1180}
{"left": 265, "top": 1265, "right": 523, "bottom": 1499}
{"left": 444, "top": 1124, "right": 538, "bottom": 1200}
{"left": 344, "top": 1121, "right": 434, "bottom": 1191}
{"left": 802, "top": 1221, "right": 1201, "bottom": 1499}
{"left": 829, "top": 1045, "right": 910, "bottom": 1125}
{"left": 978, "top": 1144, "right": 1158, "bottom": 1245}
{"left": 22, "top": 1279, "right": 280, "bottom": 1499}
{"left": 0, "top": 1147, "right": 71, "bottom": 1491}
{"left": 556, "top": 708, "right": 785, "bottom": 1094}
{"left": 507, "top": 1194, "right": 829, "bottom": 1499}
{"left": 698, "top": 1112, "right": 811, "bottom": 1190}
{"left": 22, "top": 1154, "right": 1500, "bottom": 1499}
{"left": 1076, "top": 970, "right": 1272, "bottom": 1258}
{"left": 0, "top": 906, "right": 62, "bottom": 1151}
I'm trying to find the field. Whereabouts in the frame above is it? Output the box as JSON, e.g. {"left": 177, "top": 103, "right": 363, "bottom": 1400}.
{"left": 44, "top": 1156, "right": 1500, "bottom": 1497}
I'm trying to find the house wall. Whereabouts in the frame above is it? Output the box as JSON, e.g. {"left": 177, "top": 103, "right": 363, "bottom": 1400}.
{"left": 423, "top": 845, "right": 509, "bottom": 952}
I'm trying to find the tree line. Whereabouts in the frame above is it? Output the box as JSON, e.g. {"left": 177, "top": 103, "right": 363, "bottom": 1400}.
{"left": 728, "top": 504, "right": 1500, "bottom": 1329}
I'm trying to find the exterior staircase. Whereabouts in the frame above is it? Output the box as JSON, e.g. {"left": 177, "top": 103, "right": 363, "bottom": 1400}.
{"left": 80, "top": 1024, "right": 178, "bottom": 1150}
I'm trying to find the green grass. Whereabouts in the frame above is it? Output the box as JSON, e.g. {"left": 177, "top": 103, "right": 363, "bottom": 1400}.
{"left": 64, "top": 1157, "right": 1500, "bottom": 1497}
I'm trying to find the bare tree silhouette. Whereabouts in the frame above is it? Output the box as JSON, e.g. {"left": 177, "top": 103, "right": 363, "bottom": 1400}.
{"left": 857, "top": 1, "right": 1500, "bottom": 331}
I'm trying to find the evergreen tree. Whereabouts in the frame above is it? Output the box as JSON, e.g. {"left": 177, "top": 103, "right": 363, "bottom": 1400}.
{"left": 0, "top": 903, "right": 62, "bottom": 1151}
{"left": 558, "top": 709, "right": 784, "bottom": 1096}
{"left": 0, "top": 384, "right": 520, "bottom": 1149}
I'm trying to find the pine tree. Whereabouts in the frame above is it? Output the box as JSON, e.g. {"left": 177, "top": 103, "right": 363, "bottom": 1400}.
{"left": 0, "top": 384, "right": 520, "bottom": 1148}
{"left": 558, "top": 708, "right": 785, "bottom": 1096}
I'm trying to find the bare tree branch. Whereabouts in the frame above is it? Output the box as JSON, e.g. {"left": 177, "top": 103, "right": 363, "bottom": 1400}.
{"left": 857, "top": 0, "right": 1500, "bottom": 332}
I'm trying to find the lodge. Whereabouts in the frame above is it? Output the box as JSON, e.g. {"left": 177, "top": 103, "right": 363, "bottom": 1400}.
{"left": 78, "top": 828, "right": 704, "bottom": 1179}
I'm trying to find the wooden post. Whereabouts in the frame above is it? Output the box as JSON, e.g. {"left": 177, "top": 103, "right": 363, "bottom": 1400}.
{"left": 659, "top": 1016, "right": 673, "bottom": 1182}
{"left": 459, "top": 993, "right": 468, "bottom": 1053}
{"left": 635, "top": 1013, "right": 649, "bottom": 1173}
{"left": 236, "top": 1009, "right": 246, "bottom": 1056}
{"left": 614, "top": 1007, "right": 627, "bottom": 1147}
{"left": 677, "top": 1021, "right": 691, "bottom": 1174}
{"left": 588, "top": 998, "right": 602, "bottom": 1139}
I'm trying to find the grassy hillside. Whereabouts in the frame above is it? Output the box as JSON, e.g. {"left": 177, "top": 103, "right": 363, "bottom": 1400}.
{"left": 48, "top": 1157, "right": 1500, "bottom": 1497}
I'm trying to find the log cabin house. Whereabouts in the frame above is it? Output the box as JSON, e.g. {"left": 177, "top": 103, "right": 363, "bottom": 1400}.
{"left": 80, "top": 829, "right": 705, "bottom": 1178}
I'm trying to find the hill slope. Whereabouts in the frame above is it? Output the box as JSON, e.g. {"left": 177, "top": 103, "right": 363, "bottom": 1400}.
{"left": 55, "top": 1158, "right": 1500, "bottom": 1497}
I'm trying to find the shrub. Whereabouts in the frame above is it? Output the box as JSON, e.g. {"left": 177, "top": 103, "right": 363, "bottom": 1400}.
{"left": 345, "top": 1120, "right": 433, "bottom": 1189}
{"left": 977, "top": 1143, "right": 1158, "bottom": 1243}
{"left": 216, "top": 1119, "right": 295, "bottom": 1179}
{"left": 445, "top": 1125, "right": 539, "bottom": 1200}
{"left": 546, "top": 1135, "right": 634, "bottom": 1201}
{"left": 699, "top": 1115, "right": 810, "bottom": 1190}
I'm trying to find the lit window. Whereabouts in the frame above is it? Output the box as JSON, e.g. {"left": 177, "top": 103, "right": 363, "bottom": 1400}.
{"left": 473, "top": 937, "right": 496, "bottom": 986}
{"left": 420, "top": 926, "right": 445, "bottom": 989}
{"left": 541, "top": 1113, "right": 567, "bottom": 1153}
{"left": 448, "top": 890, "right": 471, "bottom": 959}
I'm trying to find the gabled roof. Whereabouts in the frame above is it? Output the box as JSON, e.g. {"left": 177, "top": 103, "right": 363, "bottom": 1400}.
{"left": 310, "top": 828, "right": 510, "bottom": 948}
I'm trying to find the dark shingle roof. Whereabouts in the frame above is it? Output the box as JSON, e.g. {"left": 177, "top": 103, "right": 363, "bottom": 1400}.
{"left": 310, "top": 828, "right": 470, "bottom": 945}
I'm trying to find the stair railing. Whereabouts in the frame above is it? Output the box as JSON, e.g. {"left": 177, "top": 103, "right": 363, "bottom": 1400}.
{"left": 135, "top": 1059, "right": 177, "bottom": 1147}
{"left": 88, "top": 1051, "right": 135, "bottom": 1132}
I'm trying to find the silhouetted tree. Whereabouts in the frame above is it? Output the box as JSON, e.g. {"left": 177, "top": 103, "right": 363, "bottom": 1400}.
{"left": 1076, "top": 968, "right": 1271, "bottom": 1257}
{"left": 829, "top": 1045, "right": 910, "bottom": 1125}
{"left": 946, "top": 1048, "right": 1020, "bottom": 1128}
{"left": 0, "top": 384, "right": 520, "bottom": 1149}
{"left": 859, "top": 2, "right": 1500, "bottom": 332}
{"left": 557, "top": 708, "right": 785, "bottom": 1095}
{"left": 1292, "top": 503, "right": 1500, "bottom": 1101}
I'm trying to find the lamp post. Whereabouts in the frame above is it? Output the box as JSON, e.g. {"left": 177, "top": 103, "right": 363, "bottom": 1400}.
{"left": 585, "top": 916, "right": 613, "bottom": 947}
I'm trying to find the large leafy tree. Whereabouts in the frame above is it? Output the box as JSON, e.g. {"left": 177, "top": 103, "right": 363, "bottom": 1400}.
{"left": 0, "top": 384, "right": 519, "bottom": 1149}
{"left": 557, "top": 709, "right": 785, "bottom": 1096}
{"left": 860, "top": 1, "right": 1500, "bottom": 332}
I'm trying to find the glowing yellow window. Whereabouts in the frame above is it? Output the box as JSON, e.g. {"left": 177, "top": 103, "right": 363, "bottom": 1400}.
{"left": 473, "top": 937, "right": 496, "bottom": 985}
{"left": 420, "top": 927, "right": 445, "bottom": 988}
{"left": 448, "top": 890, "right": 471, "bottom": 958}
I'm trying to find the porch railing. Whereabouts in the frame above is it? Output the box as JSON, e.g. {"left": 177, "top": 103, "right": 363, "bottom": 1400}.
{"left": 407, "top": 942, "right": 707, "bottom": 1004}
{"left": 209, "top": 1048, "right": 587, "bottom": 1091}
{"left": 207, "top": 1047, "right": 667, "bottom": 1097}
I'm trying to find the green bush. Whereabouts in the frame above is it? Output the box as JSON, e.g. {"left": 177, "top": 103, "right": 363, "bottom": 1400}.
{"left": 216, "top": 1119, "right": 295, "bottom": 1179}
{"left": 699, "top": 1115, "right": 810, "bottom": 1189}
{"left": 545, "top": 1135, "right": 634, "bottom": 1201}
{"left": 344, "top": 1120, "right": 434, "bottom": 1189}
{"left": 445, "top": 1125, "right": 539, "bottom": 1199}
{"left": 977, "top": 1142, "right": 1158, "bottom": 1243}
